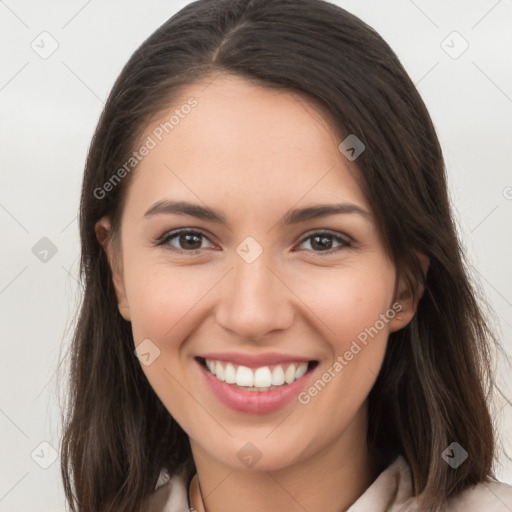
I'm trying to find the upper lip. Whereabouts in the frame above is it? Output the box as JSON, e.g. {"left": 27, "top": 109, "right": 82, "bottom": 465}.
{"left": 197, "top": 352, "right": 315, "bottom": 368}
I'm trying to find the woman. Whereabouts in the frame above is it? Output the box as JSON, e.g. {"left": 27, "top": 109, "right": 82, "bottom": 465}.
{"left": 60, "top": 0, "right": 512, "bottom": 510}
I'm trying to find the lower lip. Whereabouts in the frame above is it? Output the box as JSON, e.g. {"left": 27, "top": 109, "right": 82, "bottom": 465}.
{"left": 198, "top": 360, "right": 314, "bottom": 414}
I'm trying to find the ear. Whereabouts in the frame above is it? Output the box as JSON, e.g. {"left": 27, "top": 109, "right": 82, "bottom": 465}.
{"left": 95, "top": 217, "right": 131, "bottom": 322}
{"left": 388, "top": 252, "right": 429, "bottom": 332}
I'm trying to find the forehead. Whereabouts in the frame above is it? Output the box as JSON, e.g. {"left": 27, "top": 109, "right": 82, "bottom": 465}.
{"left": 123, "top": 74, "right": 368, "bottom": 217}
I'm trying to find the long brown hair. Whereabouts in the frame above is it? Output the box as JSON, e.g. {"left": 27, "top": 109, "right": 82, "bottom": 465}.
{"left": 61, "top": 0, "right": 500, "bottom": 510}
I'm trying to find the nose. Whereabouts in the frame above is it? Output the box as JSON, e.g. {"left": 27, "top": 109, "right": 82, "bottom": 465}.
{"left": 214, "top": 249, "right": 295, "bottom": 342}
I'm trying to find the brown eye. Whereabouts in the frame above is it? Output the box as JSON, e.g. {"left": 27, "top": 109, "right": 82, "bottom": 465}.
{"left": 297, "top": 231, "right": 351, "bottom": 254}
{"left": 177, "top": 233, "right": 203, "bottom": 250}
{"left": 157, "top": 229, "right": 215, "bottom": 253}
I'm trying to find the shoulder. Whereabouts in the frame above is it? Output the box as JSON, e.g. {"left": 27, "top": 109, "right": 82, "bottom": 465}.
{"left": 141, "top": 470, "right": 190, "bottom": 512}
{"left": 369, "top": 456, "right": 512, "bottom": 512}
{"left": 444, "top": 478, "right": 512, "bottom": 511}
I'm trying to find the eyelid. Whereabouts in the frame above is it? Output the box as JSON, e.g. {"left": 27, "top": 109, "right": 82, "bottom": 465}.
{"left": 154, "top": 228, "right": 217, "bottom": 252}
{"left": 155, "top": 227, "right": 352, "bottom": 255}
{"left": 294, "top": 229, "right": 352, "bottom": 254}
{"left": 299, "top": 228, "right": 351, "bottom": 242}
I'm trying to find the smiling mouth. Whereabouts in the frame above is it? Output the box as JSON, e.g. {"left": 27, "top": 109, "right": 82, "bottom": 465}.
{"left": 197, "top": 357, "right": 318, "bottom": 392}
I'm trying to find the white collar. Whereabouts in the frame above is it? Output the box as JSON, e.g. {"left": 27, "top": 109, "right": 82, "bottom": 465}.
{"left": 144, "top": 454, "right": 512, "bottom": 512}
{"left": 147, "top": 455, "right": 411, "bottom": 511}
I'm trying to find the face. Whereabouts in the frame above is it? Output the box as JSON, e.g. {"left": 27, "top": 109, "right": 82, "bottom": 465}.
{"left": 97, "top": 75, "right": 416, "bottom": 473}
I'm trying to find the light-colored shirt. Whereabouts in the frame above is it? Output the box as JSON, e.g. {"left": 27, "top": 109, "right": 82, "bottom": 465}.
{"left": 142, "top": 455, "right": 512, "bottom": 511}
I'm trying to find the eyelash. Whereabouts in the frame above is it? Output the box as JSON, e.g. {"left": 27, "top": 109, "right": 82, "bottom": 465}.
{"left": 154, "top": 228, "right": 352, "bottom": 255}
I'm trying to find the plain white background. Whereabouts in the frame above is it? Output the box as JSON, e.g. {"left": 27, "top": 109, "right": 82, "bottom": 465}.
{"left": 1, "top": 1, "right": 511, "bottom": 510}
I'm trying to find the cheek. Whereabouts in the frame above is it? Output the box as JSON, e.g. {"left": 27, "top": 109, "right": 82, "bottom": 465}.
{"left": 293, "top": 263, "right": 396, "bottom": 419}
{"left": 122, "top": 260, "right": 208, "bottom": 426}
{"left": 290, "top": 262, "right": 396, "bottom": 348}
{"left": 125, "top": 257, "right": 217, "bottom": 345}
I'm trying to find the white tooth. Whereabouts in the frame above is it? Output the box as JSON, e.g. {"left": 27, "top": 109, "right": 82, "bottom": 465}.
{"left": 254, "top": 367, "right": 272, "bottom": 388}
{"left": 215, "top": 361, "right": 225, "bottom": 381}
{"left": 224, "top": 363, "right": 236, "bottom": 384}
{"left": 295, "top": 362, "right": 308, "bottom": 380}
{"left": 284, "top": 364, "right": 296, "bottom": 384}
{"left": 236, "top": 365, "right": 254, "bottom": 387}
{"left": 271, "top": 366, "right": 285, "bottom": 386}
{"left": 207, "top": 359, "right": 216, "bottom": 374}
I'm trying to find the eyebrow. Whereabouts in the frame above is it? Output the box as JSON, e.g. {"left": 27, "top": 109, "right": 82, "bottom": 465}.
{"left": 143, "top": 200, "right": 372, "bottom": 226}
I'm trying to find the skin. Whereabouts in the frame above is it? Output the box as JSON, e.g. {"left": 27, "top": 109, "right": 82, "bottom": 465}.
{"left": 96, "top": 74, "right": 421, "bottom": 512}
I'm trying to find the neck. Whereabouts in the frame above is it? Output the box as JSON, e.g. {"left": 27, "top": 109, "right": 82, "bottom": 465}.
{"left": 189, "top": 406, "right": 379, "bottom": 512}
